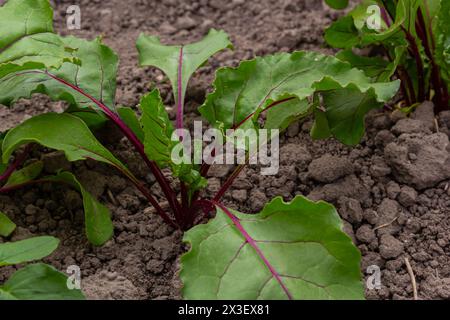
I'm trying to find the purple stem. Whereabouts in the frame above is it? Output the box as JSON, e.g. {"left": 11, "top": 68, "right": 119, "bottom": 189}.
{"left": 0, "top": 144, "right": 33, "bottom": 183}
{"left": 214, "top": 201, "right": 293, "bottom": 300}
{"left": 41, "top": 71, "right": 182, "bottom": 219}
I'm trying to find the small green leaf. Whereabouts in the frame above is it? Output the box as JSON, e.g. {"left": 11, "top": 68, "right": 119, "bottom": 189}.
{"left": 137, "top": 29, "right": 232, "bottom": 116}
{"left": 4, "top": 161, "right": 43, "bottom": 188}
{"left": 0, "top": 263, "right": 85, "bottom": 300}
{"left": 45, "top": 172, "right": 113, "bottom": 246}
{"left": 324, "top": 16, "right": 360, "bottom": 49}
{"left": 181, "top": 196, "right": 364, "bottom": 300}
{"left": 325, "top": 0, "right": 349, "bottom": 9}
{"left": 118, "top": 106, "right": 145, "bottom": 143}
{"left": 0, "top": 212, "right": 16, "bottom": 237}
{"left": 0, "top": 236, "right": 59, "bottom": 266}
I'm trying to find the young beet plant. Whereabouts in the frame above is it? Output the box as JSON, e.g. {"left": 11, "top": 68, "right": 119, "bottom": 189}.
{"left": 325, "top": 0, "right": 450, "bottom": 112}
{"left": 0, "top": 0, "right": 399, "bottom": 299}
{"left": 0, "top": 213, "right": 84, "bottom": 299}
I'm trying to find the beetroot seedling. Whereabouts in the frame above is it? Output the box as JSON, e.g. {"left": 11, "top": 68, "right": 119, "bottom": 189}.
{"left": 0, "top": 0, "right": 401, "bottom": 299}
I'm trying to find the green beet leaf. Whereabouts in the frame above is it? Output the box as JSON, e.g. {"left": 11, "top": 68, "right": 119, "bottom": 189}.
{"left": 140, "top": 89, "right": 206, "bottom": 192}
{"left": 45, "top": 172, "right": 113, "bottom": 246}
{"left": 0, "top": 212, "right": 16, "bottom": 237}
{"left": 324, "top": 0, "right": 407, "bottom": 49}
{"left": 199, "top": 51, "right": 399, "bottom": 145}
{"left": 336, "top": 50, "right": 389, "bottom": 80}
{"left": 140, "top": 89, "right": 175, "bottom": 168}
{"left": 137, "top": 29, "right": 232, "bottom": 125}
{"left": 324, "top": 16, "right": 360, "bottom": 49}
{"left": 181, "top": 196, "right": 364, "bottom": 300}
{"left": 320, "top": 88, "right": 383, "bottom": 145}
{"left": 0, "top": 113, "right": 131, "bottom": 245}
{"left": 0, "top": 236, "right": 59, "bottom": 266}
{"left": 0, "top": 36, "right": 118, "bottom": 116}
{"left": 1, "top": 113, "right": 130, "bottom": 175}
{"left": 436, "top": 0, "right": 450, "bottom": 93}
{"left": 0, "top": 0, "right": 76, "bottom": 81}
{"left": 0, "top": 263, "right": 85, "bottom": 300}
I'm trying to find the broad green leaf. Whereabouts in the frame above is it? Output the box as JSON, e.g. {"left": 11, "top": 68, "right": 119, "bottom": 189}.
{"left": 3, "top": 161, "right": 43, "bottom": 188}
{"left": 137, "top": 29, "right": 232, "bottom": 122}
{"left": 45, "top": 172, "right": 113, "bottom": 246}
{"left": 140, "top": 89, "right": 206, "bottom": 192}
{"left": 0, "top": 36, "right": 118, "bottom": 114}
{"left": 2, "top": 113, "right": 130, "bottom": 176}
{"left": 199, "top": 51, "right": 399, "bottom": 144}
{"left": 118, "top": 106, "right": 145, "bottom": 142}
{"left": 320, "top": 88, "right": 383, "bottom": 145}
{"left": 0, "top": 0, "right": 75, "bottom": 80}
{"left": 0, "top": 212, "right": 16, "bottom": 237}
{"left": 0, "top": 236, "right": 59, "bottom": 266}
{"left": 0, "top": 263, "right": 85, "bottom": 300}
{"left": 325, "top": 0, "right": 349, "bottom": 9}
{"left": 181, "top": 196, "right": 364, "bottom": 300}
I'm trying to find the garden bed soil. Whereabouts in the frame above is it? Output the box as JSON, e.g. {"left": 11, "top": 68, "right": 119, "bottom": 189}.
{"left": 1, "top": 0, "right": 450, "bottom": 300}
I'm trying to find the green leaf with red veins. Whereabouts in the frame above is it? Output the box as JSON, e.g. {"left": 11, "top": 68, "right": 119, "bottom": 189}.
{"left": 0, "top": 36, "right": 118, "bottom": 118}
{"left": 136, "top": 29, "right": 232, "bottom": 128}
{"left": 199, "top": 51, "right": 399, "bottom": 145}
{"left": 0, "top": 113, "right": 133, "bottom": 245}
{"left": 181, "top": 196, "right": 364, "bottom": 300}
{"left": 0, "top": 0, "right": 76, "bottom": 80}
{"left": 1, "top": 113, "right": 129, "bottom": 175}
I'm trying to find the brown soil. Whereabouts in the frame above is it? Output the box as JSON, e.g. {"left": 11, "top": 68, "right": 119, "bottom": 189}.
{"left": 1, "top": 0, "right": 450, "bottom": 300}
